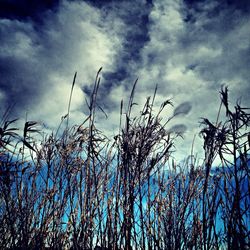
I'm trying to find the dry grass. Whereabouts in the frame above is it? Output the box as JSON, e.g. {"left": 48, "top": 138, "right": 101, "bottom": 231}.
{"left": 0, "top": 73, "right": 249, "bottom": 250}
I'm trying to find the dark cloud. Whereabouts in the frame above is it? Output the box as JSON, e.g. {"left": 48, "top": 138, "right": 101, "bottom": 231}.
{"left": 0, "top": 56, "right": 46, "bottom": 110}
{"left": 95, "top": 0, "right": 153, "bottom": 105}
{"left": 81, "top": 0, "right": 115, "bottom": 8}
{"left": 184, "top": 0, "right": 250, "bottom": 13}
{"left": 173, "top": 102, "right": 192, "bottom": 116}
{"left": 0, "top": 18, "right": 48, "bottom": 113}
{"left": 168, "top": 124, "right": 187, "bottom": 135}
{"left": 0, "top": 0, "right": 60, "bottom": 22}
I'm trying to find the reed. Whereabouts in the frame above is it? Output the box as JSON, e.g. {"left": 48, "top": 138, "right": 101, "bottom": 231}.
{"left": 0, "top": 73, "right": 249, "bottom": 249}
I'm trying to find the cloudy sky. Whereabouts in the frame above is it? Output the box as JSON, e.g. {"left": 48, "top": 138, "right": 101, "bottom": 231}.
{"left": 0, "top": 0, "right": 250, "bottom": 162}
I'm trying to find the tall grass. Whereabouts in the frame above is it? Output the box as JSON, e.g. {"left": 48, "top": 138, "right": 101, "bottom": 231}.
{"left": 0, "top": 72, "right": 249, "bottom": 250}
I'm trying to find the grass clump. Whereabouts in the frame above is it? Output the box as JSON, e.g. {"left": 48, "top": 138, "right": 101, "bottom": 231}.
{"left": 0, "top": 71, "right": 249, "bottom": 250}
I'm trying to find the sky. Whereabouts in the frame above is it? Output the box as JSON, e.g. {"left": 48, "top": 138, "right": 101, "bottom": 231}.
{"left": 0, "top": 0, "right": 250, "bottom": 163}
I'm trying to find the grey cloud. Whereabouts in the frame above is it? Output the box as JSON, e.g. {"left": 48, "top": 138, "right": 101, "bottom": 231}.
{"left": 168, "top": 124, "right": 187, "bottom": 135}
{"left": 134, "top": 0, "right": 250, "bottom": 161}
{"left": 97, "top": 0, "right": 152, "bottom": 101}
{"left": 180, "top": 1, "right": 250, "bottom": 81}
{"left": 0, "top": 19, "right": 50, "bottom": 112}
{"left": 0, "top": 1, "right": 123, "bottom": 127}
{"left": 173, "top": 101, "right": 192, "bottom": 116}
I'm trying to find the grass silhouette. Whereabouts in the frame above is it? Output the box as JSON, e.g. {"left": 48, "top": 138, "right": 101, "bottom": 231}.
{"left": 0, "top": 71, "right": 249, "bottom": 249}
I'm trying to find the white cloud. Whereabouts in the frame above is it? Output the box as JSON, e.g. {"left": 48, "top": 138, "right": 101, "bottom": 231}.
{"left": 32, "top": 75, "right": 85, "bottom": 128}
{"left": 33, "top": 0, "right": 123, "bottom": 83}
{"left": 0, "top": 0, "right": 125, "bottom": 131}
{"left": 131, "top": 0, "right": 250, "bottom": 162}
{"left": 1, "top": 0, "right": 249, "bottom": 164}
